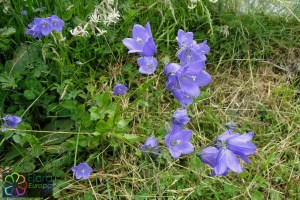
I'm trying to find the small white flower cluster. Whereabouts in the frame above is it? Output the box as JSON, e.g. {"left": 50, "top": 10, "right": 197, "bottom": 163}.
{"left": 70, "top": 0, "right": 120, "bottom": 37}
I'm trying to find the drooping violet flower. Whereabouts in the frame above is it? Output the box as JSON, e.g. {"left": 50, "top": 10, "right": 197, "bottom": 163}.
{"left": 113, "top": 83, "right": 128, "bottom": 96}
{"left": 164, "top": 124, "right": 194, "bottom": 158}
{"left": 48, "top": 15, "right": 64, "bottom": 32}
{"left": 25, "top": 26, "right": 43, "bottom": 39}
{"left": 199, "top": 129, "right": 256, "bottom": 176}
{"left": 171, "top": 109, "right": 190, "bottom": 128}
{"left": 139, "top": 136, "right": 161, "bottom": 155}
{"left": 72, "top": 163, "right": 93, "bottom": 179}
{"left": 137, "top": 56, "right": 158, "bottom": 74}
{"left": 34, "top": 18, "right": 53, "bottom": 36}
{"left": 122, "top": 22, "right": 156, "bottom": 57}
{"left": 2, "top": 115, "right": 22, "bottom": 128}
{"left": 25, "top": 15, "right": 64, "bottom": 39}
{"left": 165, "top": 61, "right": 211, "bottom": 97}
{"left": 176, "top": 29, "right": 210, "bottom": 65}
{"left": 176, "top": 29, "right": 194, "bottom": 48}
{"left": 172, "top": 89, "right": 193, "bottom": 108}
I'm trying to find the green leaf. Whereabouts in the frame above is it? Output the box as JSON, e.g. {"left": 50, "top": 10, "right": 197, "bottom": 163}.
{"left": 0, "top": 74, "right": 17, "bottom": 89}
{"left": 24, "top": 90, "right": 36, "bottom": 100}
{"left": 31, "top": 144, "right": 43, "bottom": 158}
{"left": 116, "top": 119, "right": 132, "bottom": 128}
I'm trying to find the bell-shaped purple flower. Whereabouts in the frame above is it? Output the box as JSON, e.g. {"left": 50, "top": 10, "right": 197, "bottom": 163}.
{"left": 25, "top": 27, "right": 43, "bottom": 39}
{"left": 172, "top": 89, "right": 193, "bottom": 108}
{"left": 48, "top": 15, "right": 64, "bottom": 32}
{"left": 71, "top": 163, "right": 93, "bottom": 179}
{"left": 139, "top": 136, "right": 161, "bottom": 155}
{"left": 34, "top": 18, "right": 53, "bottom": 36}
{"left": 165, "top": 61, "right": 212, "bottom": 97}
{"left": 122, "top": 22, "right": 156, "bottom": 57}
{"left": 171, "top": 109, "right": 190, "bottom": 128}
{"left": 164, "top": 125, "right": 194, "bottom": 158}
{"left": 199, "top": 129, "right": 256, "bottom": 176}
{"left": 2, "top": 115, "right": 22, "bottom": 128}
{"left": 113, "top": 83, "right": 129, "bottom": 96}
{"left": 137, "top": 56, "right": 157, "bottom": 74}
{"left": 176, "top": 29, "right": 194, "bottom": 48}
{"left": 175, "top": 29, "right": 210, "bottom": 66}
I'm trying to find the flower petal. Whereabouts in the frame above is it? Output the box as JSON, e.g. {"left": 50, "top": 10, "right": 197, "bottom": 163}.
{"left": 141, "top": 37, "right": 156, "bottom": 56}
{"left": 169, "top": 147, "right": 181, "bottom": 158}
{"left": 132, "top": 24, "right": 149, "bottom": 42}
{"left": 200, "top": 146, "right": 220, "bottom": 167}
{"left": 122, "top": 38, "right": 143, "bottom": 53}
{"left": 175, "top": 142, "right": 194, "bottom": 155}
{"left": 178, "top": 76, "right": 200, "bottom": 97}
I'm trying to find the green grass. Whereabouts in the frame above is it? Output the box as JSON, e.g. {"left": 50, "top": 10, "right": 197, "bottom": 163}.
{"left": 0, "top": 0, "right": 299, "bottom": 199}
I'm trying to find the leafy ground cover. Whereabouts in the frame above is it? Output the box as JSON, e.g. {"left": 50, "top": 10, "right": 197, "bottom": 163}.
{"left": 0, "top": 0, "right": 299, "bottom": 199}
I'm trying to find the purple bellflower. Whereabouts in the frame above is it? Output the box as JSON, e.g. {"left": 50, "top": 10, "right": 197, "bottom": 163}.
{"left": 72, "top": 163, "right": 93, "bottom": 179}
{"left": 139, "top": 136, "right": 161, "bottom": 155}
{"left": 165, "top": 61, "right": 212, "bottom": 107}
{"left": 2, "top": 115, "right": 22, "bottom": 128}
{"left": 137, "top": 56, "right": 158, "bottom": 74}
{"left": 113, "top": 83, "right": 129, "bottom": 96}
{"left": 34, "top": 18, "right": 53, "bottom": 36}
{"left": 48, "top": 15, "right": 64, "bottom": 32}
{"left": 172, "top": 89, "right": 194, "bottom": 108}
{"left": 164, "top": 124, "right": 194, "bottom": 158}
{"left": 199, "top": 129, "right": 256, "bottom": 176}
{"left": 122, "top": 22, "right": 156, "bottom": 57}
{"left": 25, "top": 15, "right": 64, "bottom": 39}
{"left": 171, "top": 109, "right": 190, "bottom": 128}
{"left": 176, "top": 29, "right": 210, "bottom": 65}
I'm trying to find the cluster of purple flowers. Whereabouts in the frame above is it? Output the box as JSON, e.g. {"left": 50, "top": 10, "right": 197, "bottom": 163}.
{"left": 134, "top": 25, "right": 256, "bottom": 176}
{"left": 139, "top": 109, "right": 194, "bottom": 159}
{"left": 199, "top": 128, "right": 256, "bottom": 176}
{"left": 164, "top": 109, "right": 194, "bottom": 158}
{"left": 122, "top": 22, "right": 158, "bottom": 74}
{"left": 165, "top": 29, "right": 212, "bottom": 108}
{"left": 25, "top": 15, "right": 64, "bottom": 39}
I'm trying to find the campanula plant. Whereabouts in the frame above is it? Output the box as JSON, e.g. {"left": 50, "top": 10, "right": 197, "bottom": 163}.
{"left": 164, "top": 124, "right": 194, "bottom": 158}
{"left": 122, "top": 22, "right": 158, "bottom": 74}
{"left": 72, "top": 163, "right": 93, "bottom": 179}
{"left": 25, "top": 15, "right": 64, "bottom": 39}
{"left": 164, "top": 29, "right": 212, "bottom": 107}
{"left": 199, "top": 129, "right": 256, "bottom": 176}
{"left": 2, "top": 115, "right": 22, "bottom": 128}
{"left": 113, "top": 83, "right": 129, "bottom": 96}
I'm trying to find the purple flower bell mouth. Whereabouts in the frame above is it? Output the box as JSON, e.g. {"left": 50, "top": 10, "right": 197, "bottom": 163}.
{"left": 71, "top": 163, "right": 93, "bottom": 179}
{"left": 122, "top": 22, "right": 157, "bottom": 57}
{"left": 164, "top": 125, "right": 194, "bottom": 158}
{"left": 113, "top": 83, "right": 129, "bottom": 96}
{"left": 199, "top": 129, "right": 257, "bottom": 176}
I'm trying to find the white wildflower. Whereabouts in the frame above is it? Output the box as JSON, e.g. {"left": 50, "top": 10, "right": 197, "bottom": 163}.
{"left": 70, "top": 24, "right": 89, "bottom": 37}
